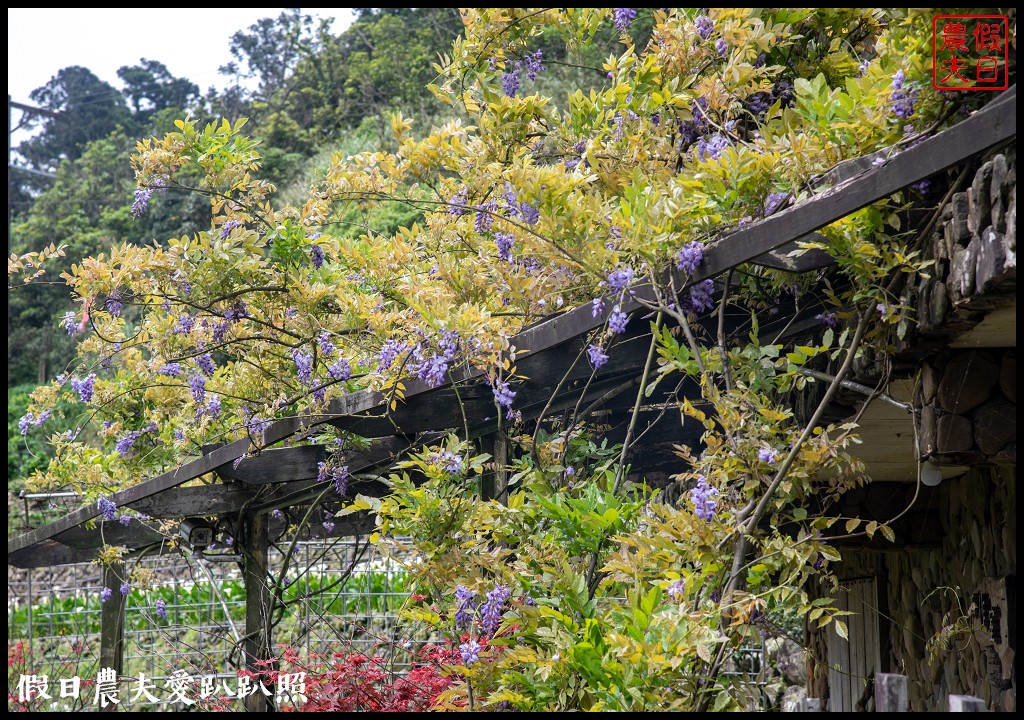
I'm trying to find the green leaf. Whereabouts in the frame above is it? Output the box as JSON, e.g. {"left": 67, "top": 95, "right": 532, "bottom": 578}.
{"left": 834, "top": 619, "right": 849, "bottom": 641}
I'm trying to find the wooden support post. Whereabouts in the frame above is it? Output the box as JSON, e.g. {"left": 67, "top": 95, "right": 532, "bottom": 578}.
{"left": 875, "top": 673, "right": 908, "bottom": 712}
{"left": 949, "top": 695, "right": 987, "bottom": 712}
{"left": 98, "top": 560, "right": 125, "bottom": 713}
{"left": 242, "top": 512, "right": 271, "bottom": 712}
{"left": 481, "top": 431, "right": 509, "bottom": 504}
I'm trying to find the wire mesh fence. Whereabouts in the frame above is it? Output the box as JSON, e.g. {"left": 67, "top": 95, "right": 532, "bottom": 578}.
{"left": 8, "top": 537, "right": 420, "bottom": 711}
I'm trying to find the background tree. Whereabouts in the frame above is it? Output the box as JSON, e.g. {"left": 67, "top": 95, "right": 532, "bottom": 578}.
{"left": 116, "top": 58, "right": 199, "bottom": 121}
{"left": 16, "top": 66, "right": 133, "bottom": 173}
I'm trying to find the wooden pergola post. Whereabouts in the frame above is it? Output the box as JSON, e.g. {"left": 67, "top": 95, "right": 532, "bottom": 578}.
{"left": 99, "top": 560, "right": 125, "bottom": 712}
{"left": 482, "top": 431, "right": 509, "bottom": 504}
{"left": 242, "top": 512, "right": 271, "bottom": 712}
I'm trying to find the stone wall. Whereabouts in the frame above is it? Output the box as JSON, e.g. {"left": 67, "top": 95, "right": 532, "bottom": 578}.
{"left": 881, "top": 465, "right": 1015, "bottom": 712}
{"left": 915, "top": 148, "right": 1015, "bottom": 337}
{"left": 917, "top": 348, "right": 1016, "bottom": 465}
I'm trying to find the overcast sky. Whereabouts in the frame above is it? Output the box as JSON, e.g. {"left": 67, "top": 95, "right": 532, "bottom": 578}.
{"left": 8, "top": 8, "right": 355, "bottom": 141}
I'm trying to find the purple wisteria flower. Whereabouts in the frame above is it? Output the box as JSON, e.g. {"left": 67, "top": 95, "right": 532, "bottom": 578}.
{"left": 613, "top": 8, "right": 637, "bottom": 33}
{"left": 120, "top": 583, "right": 131, "bottom": 597}
{"left": 119, "top": 514, "right": 132, "bottom": 527}
{"left": 328, "top": 358, "right": 352, "bottom": 381}
{"left": 172, "top": 269, "right": 192, "bottom": 295}
{"left": 695, "top": 14, "right": 714, "bottom": 40}
{"left": 608, "top": 305, "right": 629, "bottom": 334}
{"left": 460, "top": 639, "right": 482, "bottom": 666}
{"left": 310, "top": 244, "right": 325, "bottom": 269}
{"left": 501, "top": 70, "right": 521, "bottom": 97}
{"left": 417, "top": 354, "right": 449, "bottom": 387}
{"left": 697, "top": 133, "right": 730, "bottom": 161}
{"left": 98, "top": 497, "right": 117, "bottom": 522}
{"left": 220, "top": 219, "right": 242, "bottom": 239}
{"left": 115, "top": 430, "right": 143, "bottom": 457}
{"left": 377, "top": 339, "right": 405, "bottom": 372}
{"left": 764, "top": 192, "right": 789, "bottom": 217}
{"left": 591, "top": 297, "right": 606, "bottom": 317}
{"left": 432, "top": 450, "right": 465, "bottom": 476}
{"left": 101, "top": 587, "right": 113, "bottom": 603}
{"left": 317, "top": 462, "right": 350, "bottom": 496}
{"left": 173, "top": 314, "right": 195, "bottom": 335}
{"left": 746, "top": 91, "right": 772, "bottom": 116}
{"left": 606, "top": 267, "right": 634, "bottom": 293}
{"left": 667, "top": 579, "right": 686, "bottom": 599}
{"left": 683, "top": 279, "right": 715, "bottom": 314}
{"left": 130, "top": 178, "right": 165, "bottom": 218}
{"left": 524, "top": 51, "right": 545, "bottom": 82}
{"left": 565, "top": 139, "right": 588, "bottom": 171}
{"left": 62, "top": 311, "right": 79, "bottom": 336}
{"left": 480, "top": 584, "right": 512, "bottom": 636}
{"left": 448, "top": 186, "right": 469, "bottom": 215}
{"left": 318, "top": 331, "right": 336, "bottom": 356}
{"left": 222, "top": 300, "right": 249, "bottom": 323}
{"left": 587, "top": 344, "right": 609, "bottom": 369}
{"left": 292, "top": 348, "right": 314, "bottom": 385}
{"left": 715, "top": 38, "right": 728, "bottom": 57}
{"left": 323, "top": 521, "right": 335, "bottom": 534}
{"left": 519, "top": 202, "right": 540, "bottom": 226}
{"left": 246, "top": 415, "right": 272, "bottom": 442}
{"left": 334, "top": 465, "right": 350, "bottom": 496}
{"left": 495, "top": 232, "right": 515, "bottom": 263}
{"left": 475, "top": 201, "right": 497, "bottom": 233}
{"left": 676, "top": 242, "right": 704, "bottom": 274}
{"left": 132, "top": 188, "right": 154, "bottom": 218}
{"left": 196, "top": 353, "right": 216, "bottom": 377}
{"left": 455, "top": 584, "right": 478, "bottom": 629}
{"left": 502, "top": 183, "right": 519, "bottom": 213}
{"left": 158, "top": 363, "right": 182, "bottom": 377}
{"left": 689, "top": 475, "right": 720, "bottom": 520}
{"left": 204, "top": 396, "right": 222, "bottom": 419}
{"left": 492, "top": 380, "right": 516, "bottom": 408}
{"left": 18, "top": 410, "right": 51, "bottom": 435}
{"left": 758, "top": 447, "right": 779, "bottom": 464}
{"left": 889, "top": 70, "right": 916, "bottom": 119}
{"left": 155, "top": 598, "right": 168, "bottom": 620}
{"left": 70, "top": 374, "right": 97, "bottom": 403}
{"left": 188, "top": 373, "right": 206, "bottom": 405}
{"left": 815, "top": 312, "right": 838, "bottom": 328}
{"left": 437, "top": 330, "right": 459, "bottom": 360}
